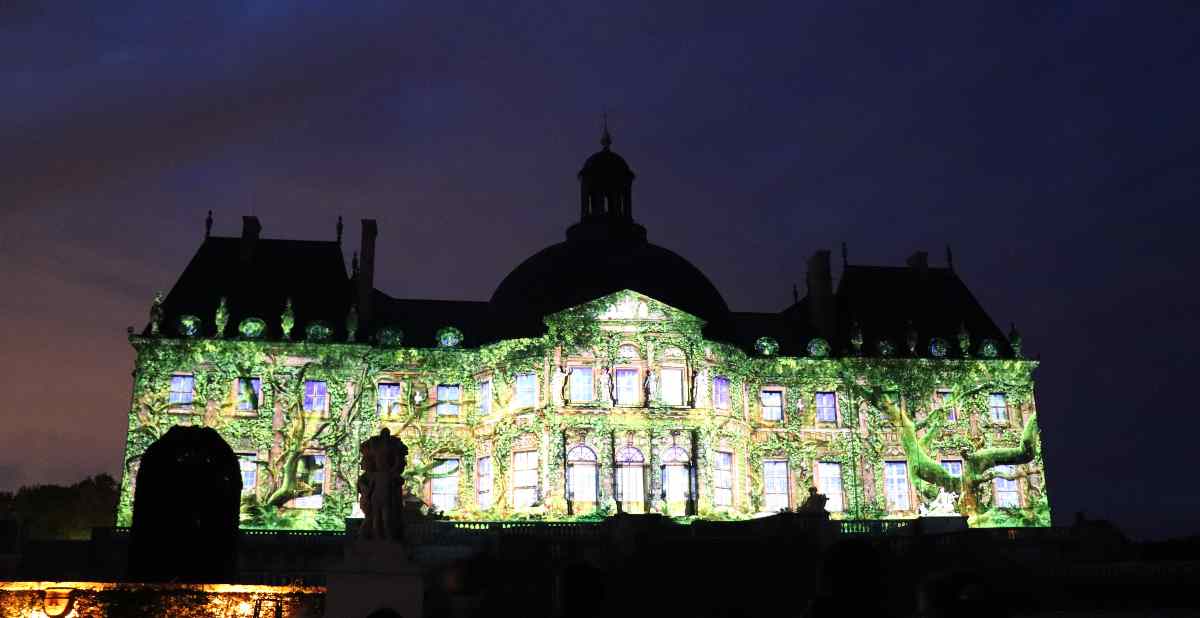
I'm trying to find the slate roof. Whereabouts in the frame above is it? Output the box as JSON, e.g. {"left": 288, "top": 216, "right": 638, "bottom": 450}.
{"left": 150, "top": 233, "right": 1014, "bottom": 359}
{"left": 148, "top": 236, "right": 351, "bottom": 340}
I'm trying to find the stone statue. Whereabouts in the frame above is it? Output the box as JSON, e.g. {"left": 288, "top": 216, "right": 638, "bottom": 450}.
{"left": 149, "top": 292, "right": 164, "bottom": 335}
{"left": 357, "top": 428, "right": 409, "bottom": 541}
{"left": 919, "top": 489, "right": 959, "bottom": 517}
{"left": 599, "top": 367, "right": 612, "bottom": 405}
{"left": 643, "top": 369, "right": 656, "bottom": 406}
{"left": 281, "top": 298, "right": 295, "bottom": 339}
{"left": 798, "top": 486, "right": 829, "bottom": 514}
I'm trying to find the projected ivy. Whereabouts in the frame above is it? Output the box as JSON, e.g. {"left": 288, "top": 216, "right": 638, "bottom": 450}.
{"left": 118, "top": 289, "right": 1048, "bottom": 530}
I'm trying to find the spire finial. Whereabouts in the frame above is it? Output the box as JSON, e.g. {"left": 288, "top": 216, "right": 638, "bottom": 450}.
{"left": 205, "top": 210, "right": 213, "bottom": 239}
{"left": 600, "top": 111, "right": 612, "bottom": 150}
{"left": 337, "top": 216, "right": 344, "bottom": 245}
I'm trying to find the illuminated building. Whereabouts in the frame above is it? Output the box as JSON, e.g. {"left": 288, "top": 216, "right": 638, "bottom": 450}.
{"left": 117, "top": 130, "right": 1049, "bottom": 530}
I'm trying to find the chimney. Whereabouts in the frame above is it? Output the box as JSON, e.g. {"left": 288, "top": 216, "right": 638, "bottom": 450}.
{"left": 240, "top": 216, "right": 262, "bottom": 262}
{"left": 906, "top": 251, "right": 928, "bottom": 275}
{"left": 806, "top": 250, "right": 835, "bottom": 340}
{"left": 357, "top": 219, "right": 378, "bottom": 331}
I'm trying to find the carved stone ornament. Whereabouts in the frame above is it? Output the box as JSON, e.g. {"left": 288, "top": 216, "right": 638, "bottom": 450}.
{"left": 149, "top": 292, "right": 164, "bottom": 335}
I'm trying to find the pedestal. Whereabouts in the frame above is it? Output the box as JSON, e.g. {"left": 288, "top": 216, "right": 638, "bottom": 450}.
{"left": 324, "top": 540, "right": 423, "bottom": 618}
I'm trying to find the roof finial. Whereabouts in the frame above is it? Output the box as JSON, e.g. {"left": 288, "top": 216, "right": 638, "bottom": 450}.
{"left": 600, "top": 111, "right": 612, "bottom": 150}
{"left": 337, "top": 216, "right": 344, "bottom": 245}
{"left": 946, "top": 244, "right": 954, "bottom": 270}
{"left": 205, "top": 210, "right": 213, "bottom": 239}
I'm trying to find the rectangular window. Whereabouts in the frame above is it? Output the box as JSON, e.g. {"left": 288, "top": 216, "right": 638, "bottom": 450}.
{"left": 437, "top": 384, "right": 461, "bottom": 416}
{"left": 569, "top": 367, "right": 593, "bottom": 403}
{"left": 515, "top": 373, "right": 536, "bottom": 408}
{"left": 377, "top": 383, "right": 402, "bottom": 417}
{"left": 303, "top": 380, "right": 328, "bottom": 413}
{"left": 762, "top": 460, "right": 789, "bottom": 512}
{"left": 817, "top": 462, "right": 844, "bottom": 512}
{"left": 934, "top": 389, "right": 956, "bottom": 421}
{"left": 660, "top": 368, "right": 684, "bottom": 406}
{"left": 815, "top": 392, "right": 837, "bottom": 423}
{"left": 994, "top": 465, "right": 1020, "bottom": 507}
{"left": 236, "top": 378, "right": 262, "bottom": 412}
{"left": 761, "top": 390, "right": 783, "bottom": 421}
{"left": 290, "top": 454, "right": 326, "bottom": 509}
{"left": 617, "top": 465, "right": 644, "bottom": 502}
{"left": 713, "top": 451, "right": 733, "bottom": 507}
{"left": 988, "top": 393, "right": 1008, "bottom": 422}
{"left": 168, "top": 375, "right": 194, "bottom": 408}
{"left": 512, "top": 450, "right": 538, "bottom": 507}
{"left": 431, "top": 458, "right": 459, "bottom": 513}
{"left": 478, "top": 380, "right": 492, "bottom": 415}
{"left": 713, "top": 376, "right": 731, "bottom": 410}
{"left": 615, "top": 369, "right": 639, "bottom": 406}
{"left": 569, "top": 463, "right": 597, "bottom": 501}
{"left": 884, "top": 462, "right": 910, "bottom": 511}
{"left": 238, "top": 453, "right": 257, "bottom": 494}
{"left": 477, "top": 456, "right": 493, "bottom": 509}
{"left": 662, "top": 465, "right": 689, "bottom": 502}
{"left": 940, "top": 460, "right": 963, "bottom": 478}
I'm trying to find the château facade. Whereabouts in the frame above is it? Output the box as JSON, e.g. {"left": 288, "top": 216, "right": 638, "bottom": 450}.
{"left": 117, "top": 133, "right": 1049, "bottom": 530}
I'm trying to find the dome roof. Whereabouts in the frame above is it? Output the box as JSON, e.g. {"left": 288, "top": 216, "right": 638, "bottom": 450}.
{"left": 490, "top": 234, "right": 730, "bottom": 333}
{"left": 579, "top": 148, "right": 634, "bottom": 179}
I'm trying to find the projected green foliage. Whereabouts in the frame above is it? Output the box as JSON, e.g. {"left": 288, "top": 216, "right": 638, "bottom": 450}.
{"left": 118, "top": 290, "right": 1049, "bottom": 530}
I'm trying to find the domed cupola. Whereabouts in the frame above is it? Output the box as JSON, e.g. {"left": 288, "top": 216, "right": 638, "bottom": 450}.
{"left": 489, "top": 126, "right": 731, "bottom": 337}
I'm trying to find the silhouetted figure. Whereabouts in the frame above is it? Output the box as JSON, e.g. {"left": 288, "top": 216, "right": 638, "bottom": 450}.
{"left": 128, "top": 425, "right": 240, "bottom": 581}
{"left": 357, "top": 427, "right": 408, "bottom": 541}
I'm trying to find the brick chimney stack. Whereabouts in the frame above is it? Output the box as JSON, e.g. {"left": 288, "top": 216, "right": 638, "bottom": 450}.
{"left": 806, "top": 250, "right": 835, "bottom": 340}
{"left": 239, "top": 216, "right": 261, "bottom": 262}
{"left": 357, "top": 220, "right": 378, "bottom": 332}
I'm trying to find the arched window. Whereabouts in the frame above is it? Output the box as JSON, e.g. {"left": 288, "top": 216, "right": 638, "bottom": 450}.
{"left": 618, "top": 344, "right": 639, "bottom": 359}
{"left": 660, "top": 446, "right": 691, "bottom": 503}
{"left": 615, "top": 446, "right": 645, "bottom": 505}
{"left": 566, "top": 445, "right": 598, "bottom": 502}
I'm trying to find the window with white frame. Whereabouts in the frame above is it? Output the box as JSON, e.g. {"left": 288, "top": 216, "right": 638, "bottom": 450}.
{"left": 377, "top": 382, "right": 402, "bottom": 417}
{"left": 615, "top": 369, "right": 639, "bottom": 406}
{"left": 988, "top": 393, "right": 1008, "bottom": 422}
{"left": 566, "top": 445, "right": 598, "bottom": 502}
{"left": 713, "top": 376, "right": 731, "bottom": 410}
{"left": 569, "top": 367, "right": 593, "bottom": 403}
{"left": 660, "top": 368, "right": 684, "bottom": 406}
{"left": 884, "top": 461, "right": 910, "bottom": 511}
{"left": 238, "top": 453, "right": 257, "bottom": 494}
{"left": 476, "top": 456, "right": 493, "bottom": 509}
{"left": 616, "top": 446, "right": 644, "bottom": 503}
{"left": 817, "top": 462, "right": 844, "bottom": 512}
{"left": 762, "top": 460, "right": 789, "bottom": 512}
{"left": 303, "top": 380, "right": 327, "bottom": 413}
{"left": 512, "top": 450, "right": 538, "bottom": 507}
{"left": 993, "top": 465, "right": 1020, "bottom": 507}
{"left": 168, "top": 375, "right": 194, "bottom": 408}
{"left": 236, "top": 378, "right": 262, "bottom": 412}
{"left": 660, "top": 446, "right": 690, "bottom": 502}
{"left": 934, "top": 389, "right": 956, "bottom": 421}
{"left": 815, "top": 392, "right": 837, "bottom": 423}
{"left": 290, "top": 453, "right": 326, "bottom": 508}
{"left": 431, "top": 458, "right": 460, "bottom": 512}
{"left": 515, "top": 373, "right": 536, "bottom": 408}
{"left": 761, "top": 390, "right": 784, "bottom": 421}
{"left": 713, "top": 451, "right": 733, "bottom": 507}
{"left": 940, "top": 459, "right": 963, "bottom": 478}
{"left": 478, "top": 380, "right": 491, "bottom": 415}
{"left": 437, "top": 384, "right": 461, "bottom": 416}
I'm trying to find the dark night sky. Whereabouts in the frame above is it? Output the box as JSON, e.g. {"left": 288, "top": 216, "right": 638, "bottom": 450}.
{"left": 2, "top": 2, "right": 1197, "bottom": 539}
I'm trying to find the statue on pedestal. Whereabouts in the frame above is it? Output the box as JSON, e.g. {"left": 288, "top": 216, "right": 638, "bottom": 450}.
{"left": 798, "top": 486, "right": 829, "bottom": 514}
{"left": 356, "top": 428, "right": 408, "bottom": 541}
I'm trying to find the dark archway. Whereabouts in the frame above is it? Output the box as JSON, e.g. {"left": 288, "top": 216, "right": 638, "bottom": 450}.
{"left": 127, "top": 425, "right": 241, "bottom": 581}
